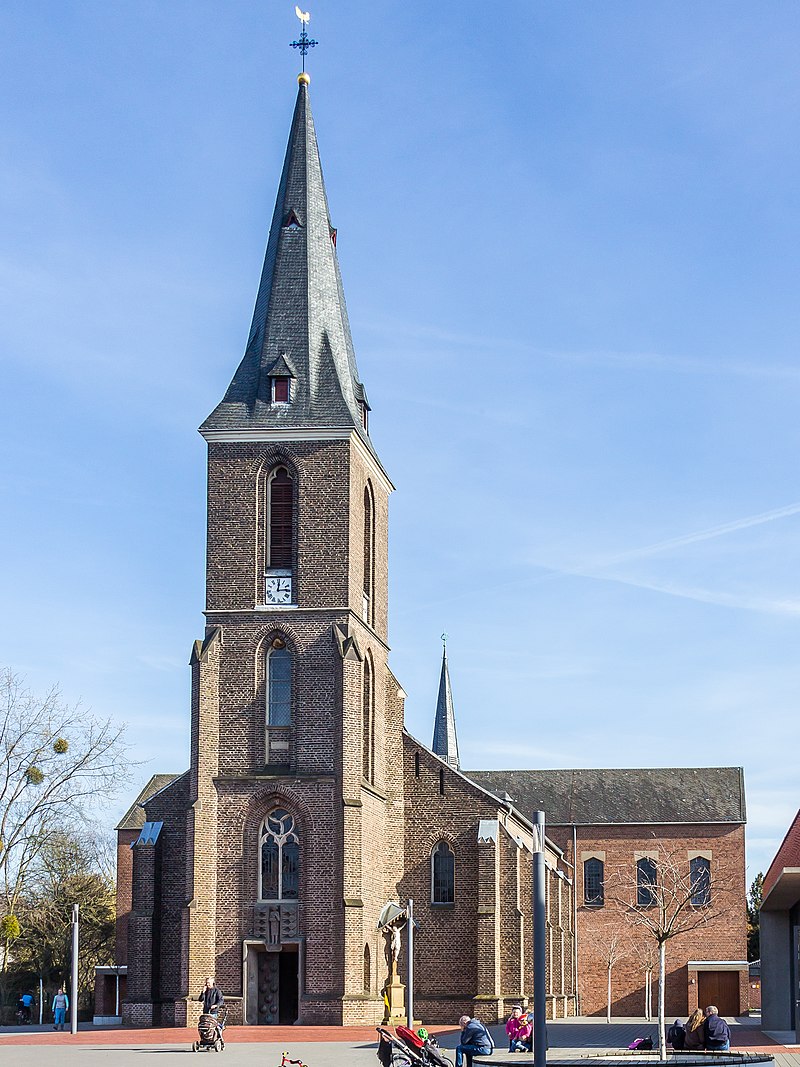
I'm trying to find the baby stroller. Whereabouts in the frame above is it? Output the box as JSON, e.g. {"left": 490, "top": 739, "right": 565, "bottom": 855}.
{"left": 377, "top": 1026, "right": 453, "bottom": 1067}
{"left": 192, "top": 1006, "right": 227, "bottom": 1052}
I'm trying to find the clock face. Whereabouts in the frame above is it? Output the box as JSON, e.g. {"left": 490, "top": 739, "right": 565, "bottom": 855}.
{"left": 265, "top": 576, "right": 292, "bottom": 604}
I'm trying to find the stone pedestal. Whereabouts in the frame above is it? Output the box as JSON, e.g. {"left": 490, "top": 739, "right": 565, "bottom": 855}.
{"left": 383, "top": 964, "right": 406, "bottom": 1025}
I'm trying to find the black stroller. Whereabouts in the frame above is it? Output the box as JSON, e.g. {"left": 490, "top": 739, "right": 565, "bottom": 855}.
{"left": 192, "top": 1006, "right": 227, "bottom": 1053}
{"left": 377, "top": 1026, "right": 453, "bottom": 1067}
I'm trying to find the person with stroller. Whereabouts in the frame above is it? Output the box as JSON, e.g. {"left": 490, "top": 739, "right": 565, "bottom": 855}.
{"left": 456, "top": 1014, "right": 494, "bottom": 1067}
{"left": 197, "top": 975, "right": 224, "bottom": 1016}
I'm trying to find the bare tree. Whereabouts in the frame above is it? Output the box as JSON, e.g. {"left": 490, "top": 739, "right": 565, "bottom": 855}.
{"left": 601, "top": 929, "right": 628, "bottom": 1023}
{"left": 605, "top": 845, "right": 736, "bottom": 1061}
{"left": 627, "top": 931, "right": 659, "bottom": 1021}
{"left": 0, "top": 669, "right": 131, "bottom": 979}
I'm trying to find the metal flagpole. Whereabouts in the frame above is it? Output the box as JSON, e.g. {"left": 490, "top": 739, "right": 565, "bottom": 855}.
{"left": 70, "top": 903, "right": 79, "bottom": 1035}
{"left": 406, "top": 898, "right": 414, "bottom": 1029}
{"left": 532, "top": 812, "right": 547, "bottom": 1067}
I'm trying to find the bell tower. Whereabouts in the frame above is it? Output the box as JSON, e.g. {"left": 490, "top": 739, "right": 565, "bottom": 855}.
{"left": 183, "top": 74, "right": 406, "bottom": 1025}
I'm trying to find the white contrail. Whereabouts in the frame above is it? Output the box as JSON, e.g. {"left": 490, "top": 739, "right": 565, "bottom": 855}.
{"left": 594, "top": 500, "right": 800, "bottom": 568}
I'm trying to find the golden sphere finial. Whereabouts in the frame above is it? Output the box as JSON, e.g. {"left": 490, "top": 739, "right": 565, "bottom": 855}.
{"left": 298, "top": 71, "right": 310, "bottom": 86}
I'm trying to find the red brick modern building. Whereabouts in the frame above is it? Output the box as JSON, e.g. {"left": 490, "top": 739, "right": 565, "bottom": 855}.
{"left": 115, "top": 75, "right": 747, "bottom": 1028}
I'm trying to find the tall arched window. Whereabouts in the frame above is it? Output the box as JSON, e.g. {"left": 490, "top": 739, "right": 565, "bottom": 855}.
{"left": 431, "top": 841, "right": 455, "bottom": 904}
{"left": 259, "top": 808, "right": 299, "bottom": 901}
{"left": 363, "top": 484, "right": 375, "bottom": 625}
{"left": 362, "top": 656, "right": 373, "bottom": 783}
{"left": 267, "top": 466, "right": 294, "bottom": 569}
{"left": 636, "top": 857, "right": 657, "bottom": 907}
{"left": 690, "top": 856, "right": 711, "bottom": 906}
{"left": 584, "top": 858, "right": 604, "bottom": 906}
{"left": 266, "top": 639, "right": 292, "bottom": 726}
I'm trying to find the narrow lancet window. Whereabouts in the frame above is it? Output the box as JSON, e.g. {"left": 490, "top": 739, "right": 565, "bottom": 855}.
{"left": 268, "top": 466, "right": 294, "bottom": 570}
{"left": 267, "top": 640, "right": 292, "bottom": 726}
{"left": 431, "top": 841, "right": 455, "bottom": 904}
{"left": 362, "top": 656, "right": 373, "bottom": 783}
{"left": 637, "top": 857, "right": 657, "bottom": 907}
{"left": 363, "top": 484, "right": 374, "bottom": 624}
{"left": 690, "top": 856, "right": 711, "bottom": 906}
{"left": 584, "top": 858, "right": 604, "bottom": 906}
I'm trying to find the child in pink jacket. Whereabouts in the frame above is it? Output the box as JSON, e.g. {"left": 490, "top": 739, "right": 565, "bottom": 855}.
{"left": 506, "top": 1006, "right": 528, "bottom": 1052}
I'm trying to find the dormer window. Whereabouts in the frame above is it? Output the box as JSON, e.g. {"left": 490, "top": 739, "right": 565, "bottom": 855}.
{"left": 273, "top": 377, "right": 290, "bottom": 404}
{"left": 360, "top": 402, "right": 368, "bottom": 432}
{"left": 284, "top": 209, "right": 301, "bottom": 229}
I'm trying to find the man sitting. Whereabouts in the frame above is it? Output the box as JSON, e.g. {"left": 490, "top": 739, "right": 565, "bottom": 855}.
{"left": 456, "top": 1014, "right": 494, "bottom": 1067}
{"left": 703, "top": 1006, "right": 731, "bottom": 1051}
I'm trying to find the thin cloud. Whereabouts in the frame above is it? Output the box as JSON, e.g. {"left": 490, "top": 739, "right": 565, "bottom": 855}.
{"left": 360, "top": 316, "right": 800, "bottom": 384}
{"left": 575, "top": 572, "right": 800, "bottom": 618}
{"left": 588, "top": 500, "right": 800, "bottom": 569}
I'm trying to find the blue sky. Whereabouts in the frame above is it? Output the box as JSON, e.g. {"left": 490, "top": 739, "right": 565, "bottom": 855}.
{"left": 2, "top": 2, "right": 799, "bottom": 883}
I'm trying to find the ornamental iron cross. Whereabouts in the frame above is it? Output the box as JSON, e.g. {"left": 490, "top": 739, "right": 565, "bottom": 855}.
{"left": 290, "top": 7, "right": 318, "bottom": 72}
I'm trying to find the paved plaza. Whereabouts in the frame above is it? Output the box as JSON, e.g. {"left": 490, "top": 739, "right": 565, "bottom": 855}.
{"left": 0, "top": 1017, "right": 797, "bottom": 1067}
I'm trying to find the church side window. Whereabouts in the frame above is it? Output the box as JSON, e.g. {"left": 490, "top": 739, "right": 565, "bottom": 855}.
{"left": 690, "top": 855, "right": 711, "bottom": 906}
{"left": 267, "top": 466, "right": 294, "bottom": 570}
{"left": 363, "top": 484, "right": 375, "bottom": 625}
{"left": 362, "top": 655, "right": 374, "bottom": 783}
{"left": 431, "top": 841, "right": 455, "bottom": 905}
{"left": 584, "top": 858, "right": 604, "bottom": 906}
{"left": 636, "top": 857, "right": 657, "bottom": 907}
{"left": 266, "top": 641, "right": 292, "bottom": 726}
{"left": 259, "top": 808, "right": 299, "bottom": 901}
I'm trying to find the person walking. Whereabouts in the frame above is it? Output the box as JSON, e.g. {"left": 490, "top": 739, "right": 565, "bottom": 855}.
{"left": 197, "top": 975, "right": 224, "bottom": 1016}
{"left": 456, "top": 1014, "right": 494, "bottom": 1067}
{"left": 52, "top": 988, "right": 68, "bottom": 1031}
{"left": 703, "top": 1006, "right": 731, "bottom": 1051}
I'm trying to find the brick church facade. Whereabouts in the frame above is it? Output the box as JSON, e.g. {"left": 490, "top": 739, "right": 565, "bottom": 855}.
{"left": 112, "top": 75, "right": 747, "bottom": 1028}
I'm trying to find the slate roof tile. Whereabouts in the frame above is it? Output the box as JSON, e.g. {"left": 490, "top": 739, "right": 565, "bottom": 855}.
{"left": 464, "top": 767, "right": 745, "bottom": 825}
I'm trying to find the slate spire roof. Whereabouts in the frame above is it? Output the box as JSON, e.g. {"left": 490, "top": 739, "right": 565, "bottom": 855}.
{"left": 201, "top": 77, "right": 370, "bottom": 439}
{"left": 432, "top": 642, "right": 460, "bottom": 769}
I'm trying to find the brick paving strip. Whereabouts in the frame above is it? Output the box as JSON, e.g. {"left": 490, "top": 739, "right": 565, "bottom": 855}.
{"left": 0, "top": 1019, "right": 795, "bottom": 1057}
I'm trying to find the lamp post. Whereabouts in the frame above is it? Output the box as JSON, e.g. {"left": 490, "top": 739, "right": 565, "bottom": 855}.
{"left": 406, "top": 899, "right": 415, "bottom": 1029}
{"left": 70, "top": 904, "right": 79, "bottom": 1035}
{"left": 532, "top": 811, "right": 547, "bottom": 1067}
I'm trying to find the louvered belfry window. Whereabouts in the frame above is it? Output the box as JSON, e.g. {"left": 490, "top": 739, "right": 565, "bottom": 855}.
{"left": 268, "top": 466, "right": 293, "bottom": 568}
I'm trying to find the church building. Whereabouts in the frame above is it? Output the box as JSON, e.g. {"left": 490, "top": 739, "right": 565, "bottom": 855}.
{"left": 111, "top": 74, "right": 747, "bottom": 1029}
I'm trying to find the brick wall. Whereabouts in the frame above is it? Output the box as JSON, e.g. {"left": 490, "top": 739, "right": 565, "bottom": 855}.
{"left": 115, "top": 829, "right": 137, "bottom": 966}
{"left": 550, "top": 822, "right": 747, "bottom": 1017}
{"left": 400, "top": 740, "right": 576, "bottom": 1024}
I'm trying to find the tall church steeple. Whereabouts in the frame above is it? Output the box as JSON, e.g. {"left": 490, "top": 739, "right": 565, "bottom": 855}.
{"left": 201, "top": 75, "right": 370, "bottom": 439}
{"left": 432, "top": 639, "right": 460, "bottom": 769}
